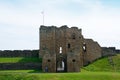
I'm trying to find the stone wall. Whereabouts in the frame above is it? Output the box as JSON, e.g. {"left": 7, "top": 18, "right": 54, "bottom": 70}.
{"left": 40, "top": 25, "right": 83, "bottom": 72}
{"left": 40, "top": 26, "right": 56, "bottom": 72}
{"left": 116, "top": 49, "right": 120, "bottom": 54}
{"left": 40, "top": 25, "right": 120, "bottom": 72}
{"left": 0, "top": 63, "right": 41, "bottom": 70}
{"left": 102, "top": 47, "right": 118, "bottom": 57}
{"left": 84, "top": 39, "right": 102, "bottom": 65}
{"left": 0, "top": 50, "right": 39, "bottom": 57}
{"left": 0, "top": 50, "right": 41, "bottom": 70}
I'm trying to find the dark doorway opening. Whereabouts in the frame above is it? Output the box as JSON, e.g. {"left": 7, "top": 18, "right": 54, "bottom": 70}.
{"left": 56, "top": 59, "right": 67, "bottom": 72}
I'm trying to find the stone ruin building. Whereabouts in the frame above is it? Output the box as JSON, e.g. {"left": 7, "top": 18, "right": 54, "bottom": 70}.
{"left": 0, "top": 25, "right": 119, "bottom": 71}
{"left": 39, "top": 25, "right": 101, "bottom": 72}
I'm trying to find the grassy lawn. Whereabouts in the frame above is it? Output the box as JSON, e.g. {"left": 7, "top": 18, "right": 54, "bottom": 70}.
{"left": 0, "top": 71, "right": 120, "bottom": 80}
{"left": 0, "top": 57, "right": 42, "bottom": 63}
{"left": 0, "top": 55, "right": 120, "bottom": 80}
{"left": 0, "top": 69, "right": 42, "bottom": 73}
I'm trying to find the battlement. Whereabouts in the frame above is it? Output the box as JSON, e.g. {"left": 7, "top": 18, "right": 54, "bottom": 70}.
{"left": 102, "top": 47, "right": 120, "bottom": 57}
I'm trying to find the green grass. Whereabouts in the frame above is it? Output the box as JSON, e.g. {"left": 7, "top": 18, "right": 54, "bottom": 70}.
{"left": 0, "top": 72, "right": 120, "bottom": 80}
{"left": 0, "top": 57, "right": 42, "bottom": 63}
{"left": 83, "top": 58, "right": 113, "bottom": 71}
{"left": 0, "top": 55, "right": 120, "bottom": 80}
{"left": 112, "top": 54, "right": 120, "bottom": 71}
{"left": 83, "top": 54, "right": 120, "bottom": 72}
{"left": 0, "top": 69, "right": 42, "bottom": 73}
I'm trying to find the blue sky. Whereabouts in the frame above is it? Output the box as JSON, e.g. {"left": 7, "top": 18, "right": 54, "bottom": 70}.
{"left": 0, "top": 0, "right": 120, "bottom": 50}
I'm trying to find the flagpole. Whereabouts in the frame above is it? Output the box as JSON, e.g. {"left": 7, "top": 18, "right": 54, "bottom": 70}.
{"left": 43, "top": 11, "right": 44, "bottom": 25}
{"left": 41, "top": 11, "right": 44, "bottom": 25}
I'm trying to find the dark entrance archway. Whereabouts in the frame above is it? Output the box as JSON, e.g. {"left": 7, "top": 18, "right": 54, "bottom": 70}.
{"left": 56, "top": 55, "right": 67, "bottom": 72}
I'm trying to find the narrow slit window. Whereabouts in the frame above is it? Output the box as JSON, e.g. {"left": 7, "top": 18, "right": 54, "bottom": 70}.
{"left": 59, "top": 47, "right": 62, "bottom": 54}
{"left": 68, "top": 44, "right": 70, "bottom": 48}
{"left": 83, "top": 43, "right": 86, "bottom": 52}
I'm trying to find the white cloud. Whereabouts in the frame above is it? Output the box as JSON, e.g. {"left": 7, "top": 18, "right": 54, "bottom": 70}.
{"left": 0, "top": 0, "right": 120, "bottom": 49}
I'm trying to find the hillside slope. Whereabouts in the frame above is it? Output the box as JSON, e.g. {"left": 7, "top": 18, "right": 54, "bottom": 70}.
{"left": 83, "top": 54, "right": 120, "bottom": 72}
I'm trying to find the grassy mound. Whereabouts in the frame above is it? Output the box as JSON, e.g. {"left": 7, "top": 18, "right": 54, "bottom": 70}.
{"left": 83, "top": 54, "right": 120, "bottom": 72}
{"left": 0, "top": 57, "right": 42, "bottom": 63}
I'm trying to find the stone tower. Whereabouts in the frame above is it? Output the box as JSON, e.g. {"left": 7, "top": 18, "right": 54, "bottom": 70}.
{"left": 39, "top": 25, "right": 84, "bottom": 72}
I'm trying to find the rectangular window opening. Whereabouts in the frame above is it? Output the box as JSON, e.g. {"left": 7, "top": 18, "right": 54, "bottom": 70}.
{"left": 68, "top": 44, "right": 70, "bottom": 48}
{"left": 59, "top": 47, "right": 62, "bottom": 54}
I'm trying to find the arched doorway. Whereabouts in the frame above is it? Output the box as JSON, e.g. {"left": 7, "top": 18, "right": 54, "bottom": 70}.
{"left": 56, "top": 58, "right": 67, "bottom": 72}
{"left": 57, "top": 60, "right": 64, "bottom": 71}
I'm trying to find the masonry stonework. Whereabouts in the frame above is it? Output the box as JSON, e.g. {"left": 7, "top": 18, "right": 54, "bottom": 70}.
{"left": 83, "top": 39, "right": 102, "bottom": 65}
{"left": 40, "top": 25, "right": 84, "bottom": 72}
{"left": 39, "top": 25, "right": 102, "bottom": 72}
{"left": 102, "top": 47, "right": 117, "bottom": 57}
